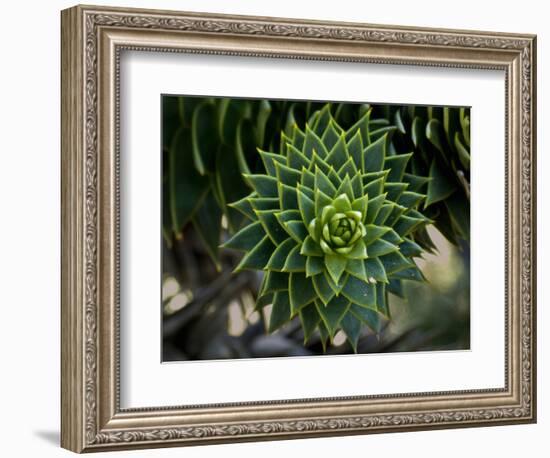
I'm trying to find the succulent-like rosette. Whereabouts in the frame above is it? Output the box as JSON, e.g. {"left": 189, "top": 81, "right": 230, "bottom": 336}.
{"left": 314, "top": 195, "right": 366, "bottom": 257}
{"left": 223, "top": 104, "right": 430, "bottom": 350}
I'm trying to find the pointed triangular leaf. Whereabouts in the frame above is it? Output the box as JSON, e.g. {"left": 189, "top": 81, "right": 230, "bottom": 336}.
{"left": 381, "top": 228, "right": 403, "bottom": 245}
{"left": 327, "top": 166, "right": 343, "bottom": 189}
{"left": 351, "top": 195, "right": 369, "bottom": 220}
{"left": 312, "top": 272, "right": 336, "bottom": 305}
{"left": 364, "top": 224, "right": 390, "bottom": 245}
{"left": 384, "top": 204, "right": 407, "bottom": 226}
{"left": 384, "top": 182, "right": 409, "bottom": 201}
{"left": 222, "top": 221, "right": 265, "bottom": 251}
{"left": 379, "top": 251, "right": 413, "bottom": 274}
{"left": 332, "top": 192, "right": 352, "bottom": 213}
{"left": 345, "top": 109, "right": 371, "bottom": 146}
{"left": 300, "top": 167, "right": 316, "bottom": 190}
{"left": 345, "top": 239, "right": 368, "bottom": 260}
{"left": 315, "top": 296, "right": 350, "bottom": 338}
{"left": 335, "top": 175, "right": 355, "bottom": 201}
{"left": 364, "top": 177, "right": 385, "bottom": 198}
{"left": 236, "top": 235, "right": 275, "bottom": 271}
{"left": 325, "top": 254, "right": 347, "bottom": 284}
{"left": 312, "top": 105, "right": 332, "bottom": 137}
{"left": 279, "top": 183, "right": 299, "bottom": 210}
{"left": 289, "top": 272, "right": 317, "bottom": 314}
{"left": 228, "top": 194, "right": 255, "bottom": 220}
{"left": 393, "top": 266, "right": 425, "bottom": 282}
{"left": 269, "top": 291, "right": 291, "bottom": 332}
{"left": 365, "top": 194, "right": 386, "bottom": 224}
{"left": 303, "top": 125, "right": 328, "bottom": 158}
{"left": 326, "top": 135, "right": 349, "bottom": 170}
{"left": 287, "top": 143, "right": 310, "bottom": 170}
{"left": 364, "top": 257, "right": 388, "bottom": 283}
{"left": 309, "top": 150, "right": 332, "bottom": 175}
{"left": 243, "top": 174, "right": 279, "bottom": 198}
{"left": 306, "top": 255, "right": 324, "bottom": 277}
{"left": 397, "top": 191, "right": 425, "bottom": 208}
{"left": 341, "top": 275, "right": 377, "bottom": 309}
{"left": 321, "top": 120, "right": 341, "bottom": 150}
{"left": 338, "top": 157, "right": 358, "bottom": 180}
{"left": 318, "top": 321, "right": 330, "bottom": 351}
{"left": 249, "top": 197, "right": 280, "bottom": 211}
{"left": 362, "top": 134, "right": 386, "bottom": 172}
{"left": 282, "top": 245, "right": 307, "bottom": 272}
{"left": 346, "top": 128, "right": 364, "bottom": 169}
{"left": 399, "top": 239, "right": 423, "bottom": 257}
{"left": 345, "top": 258, "right": 369, "bottom": 282}
{"left": 373, "top": 204, "right": 394, "bottom": 226}
{"left": 394, "top": 215, "right": 425, "bottom": 236}
{"left": 262, "top": 271, "right": 289, "bottom": 294}
{"left": 314, "top": 167, "right": 337, "bottom": 197}
{"left": 275, "top": 161, "right": 301, "bottom": 186}
{"left": 266, "top": 238, "right": 297, "bottom": 271}
{"left": 314, "top": 188, "right": 333, "bottom": 221}
{"left": 275, "top": 209, "right": 301, "bottom": 225}
{"left": 403, "top": 172, "right": 431, "bottom": 193}
{"left": 283, "top": 220, "right": 308, "bottom": 243}
{"left": 300, "top": 235, "right": 323, "bottom": 257}
{"left": 255, "top": 292, "right": 274, "bottom": 311}
{"left": 299, "top": 304, "right": 321, "bottom": 343}
{"left": 350, "top": 174, "right": 363, "bottom": 200}
{"left": 255, "top": 209, "right": 289, "bottom": 244}
{"left": 384, "top": 153, "right": 412, "bottom": 182}
{"left": 297, "top": 186, "right": 315, "bottom": 226}
{"left": 350, "top": 304, "right": 381, "bottom": 333}
{"left": 387, "top": 278, "right": 404, "bottom": 298}
{"left": 363, "top": 170, "right": 388, "bottom": 186}
{"left": 290, "top": 124, "right": 306, "bottom": 150}
{"left": 341, "top": 313, "right": 361, "bottom": 352}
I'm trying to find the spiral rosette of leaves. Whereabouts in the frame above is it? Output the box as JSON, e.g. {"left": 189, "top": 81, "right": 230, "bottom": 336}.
{"left": 223, "top": 105, "right": 431, "bottom": 351}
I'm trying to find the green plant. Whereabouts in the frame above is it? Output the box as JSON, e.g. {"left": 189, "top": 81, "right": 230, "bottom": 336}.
{"left": 223, "top": 105, "right": 430, "bottom": 351}
{"left": 371, "top": 105, "right": 470, "bottom": 248}
{"left": 162, "top": 97, "right": 357, "bottom": 268}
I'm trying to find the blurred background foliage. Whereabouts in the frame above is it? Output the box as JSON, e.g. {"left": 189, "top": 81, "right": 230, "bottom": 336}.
{"left": 161, "top": 96, "right": 470, "bottom": 361}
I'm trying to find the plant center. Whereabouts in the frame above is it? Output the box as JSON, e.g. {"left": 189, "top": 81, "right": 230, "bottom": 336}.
{"left": 320, "top": 210, "right": 366, "bottom": 254}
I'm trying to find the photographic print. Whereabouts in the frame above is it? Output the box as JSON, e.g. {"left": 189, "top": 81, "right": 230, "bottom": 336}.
{"left": 161, "top": 96, "right": 471, "bottom": 361}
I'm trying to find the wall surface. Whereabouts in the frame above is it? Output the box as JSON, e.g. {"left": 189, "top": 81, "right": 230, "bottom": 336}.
{"left": 0, "top": 0, "right": 546, "bottom": 456}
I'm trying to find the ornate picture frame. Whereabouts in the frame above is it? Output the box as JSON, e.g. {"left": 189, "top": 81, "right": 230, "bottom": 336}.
{"left": 61, "top": 4, "right": 536, "bottom": 453}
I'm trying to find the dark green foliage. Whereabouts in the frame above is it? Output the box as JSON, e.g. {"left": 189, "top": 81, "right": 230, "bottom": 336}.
{"left": 370, "top": 105, "right": 471, "bottom": 247}
{"left": 162, "top": 96, "right": 471, "bottom": 357}
{"left": 223, "top": 104, "right": 430, "bottom": 349}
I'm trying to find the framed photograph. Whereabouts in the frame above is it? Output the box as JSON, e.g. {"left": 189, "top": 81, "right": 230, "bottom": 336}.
{"left": 61, "top": 4, "right": 537, "bottom": 453}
